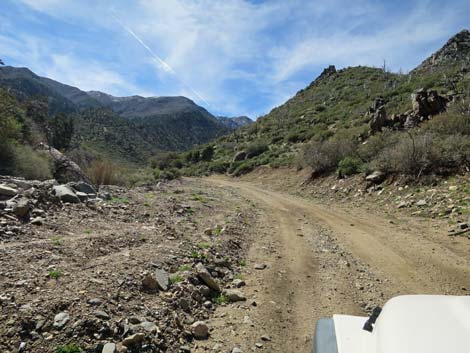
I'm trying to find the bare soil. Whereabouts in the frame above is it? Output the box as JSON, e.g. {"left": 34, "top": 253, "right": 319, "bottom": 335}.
{"left": 1, "top": 173, "right": 469, "bottom": 353}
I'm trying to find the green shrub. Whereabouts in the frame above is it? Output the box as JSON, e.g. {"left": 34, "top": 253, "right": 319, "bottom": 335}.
{"left": 55, "top": 344, "right": 82, "bottom": 353}
{"left": 12, "top": 145, "right": 53, "bottom": 180}
{"left": 154, "top": 168, "right": 181, "bottom": 180}
{"left": 169, "top": 274, "right": 184, "bottom": 284}
{"left": 301, "top": 139, "right": 356, "bottom": 175}
{"left": 208, "top": 161, "right": 230, "bottom": 174}
{"left": 337, "top": 157, "right": 362, "bottom": 177}
{"left": 245, "top": 141, "right": 269, "bottom": 159}
{"left": 231, "top": 160, "right": 256, "bottom": 176}
{"left": 48, "top": 270, "right": 62, "bottom": 279}
{"left": 215, "top": 294, "right": 228, "bottom": 305}
{"left": 200, "top": 145, "right": 215, "bottom": 161}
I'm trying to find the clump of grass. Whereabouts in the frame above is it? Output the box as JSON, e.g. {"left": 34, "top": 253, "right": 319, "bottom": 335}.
{"left": 111, "top": 197, "right": 129, "bottom": 204}
{"left": 197, "top": 242, "right": 210, "bottom": 249}
{"left": 234, "top": 274, "right": 245, "bottom": 280}
{"left": 84, "top": 230, "right": 92, "bottom": 235}
{"left": 191, "top": 251, "right": 208, "bottom": 260}
{"left": 239, "top": 259, "right": 247, "bottom": 267}
{"left": 49, "top": 270, "right": 62, "bottom": 280}
{"left": 192, "top": 192, "right": 207, "bottom": 203}
{"left": 169, "top": 274, "right": 184, "bottom": 284}
{"left": 51, "top": 237, "right": 63, "bottom": 246}
{"left": 55, "top": 344, "right": 82, "bottom": 353}
{"left": 179, "top": 264, "right": 191, "bottom": 272}
{"left": 215, "top": 294, "right": 228, "bottom": 305}
{"left": 213, "top": 226, "right": 224, "bottom": 236}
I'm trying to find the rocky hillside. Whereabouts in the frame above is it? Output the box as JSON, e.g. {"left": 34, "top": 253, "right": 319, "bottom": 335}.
{"left": 170, "top": 29, "right": 470, "bottom": 179}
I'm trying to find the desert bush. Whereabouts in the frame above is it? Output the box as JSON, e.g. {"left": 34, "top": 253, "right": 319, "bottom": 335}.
{"left": 301, "top": 138, "right": 356, "bottom": 174}
{"left": 150, "top": 152, "right": 180, "bottom": 170}
{"left": 12, "top": 145, "right": 53, "bottom": 180}
{"left": 372, "top": 133, "right": 440, "bottom": 176}
{"left": 245, "top": 141, "right": 269, "bottom": 159}
{"left": 423, "top": 112, "right": 470, "bottom": 136}
{"left": 153, "top": 168, "right": 181, "bottom": 181}
{"left": 208, "top": 161, "right": 230, "bottom": 174}
{"left": 337, "top": 157, "right": 362, "bottom": 177}
{"left": 230, "top": 160, "right": 256, "bottom": 176}
{"left": 87, "top": 160, "right": 118, "bottom": 189}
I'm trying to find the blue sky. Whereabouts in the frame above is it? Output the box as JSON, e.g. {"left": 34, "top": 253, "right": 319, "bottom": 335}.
{"left": 1, "top": 0, "right": 469, "bottom": 118}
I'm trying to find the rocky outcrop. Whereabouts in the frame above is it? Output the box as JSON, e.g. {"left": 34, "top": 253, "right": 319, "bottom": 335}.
{"left": 38, "top": 143, "right": 91, "bottom": 184}
{"left": 367, "top": 89, "right": 449, "bottom": 134}
{"left": 411, "top": 88, "right": 448, "bottom": 118}
{"left": 368, "top": 97, "right": 388, "bottom": 133}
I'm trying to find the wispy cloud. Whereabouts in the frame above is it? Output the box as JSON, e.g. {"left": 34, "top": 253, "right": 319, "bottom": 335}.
{"left": 6, "top": 0, "right": 470, "bottom": 117}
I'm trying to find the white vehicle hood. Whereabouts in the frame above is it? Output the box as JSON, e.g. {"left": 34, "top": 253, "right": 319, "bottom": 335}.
{"left": 333, "top": 295, "right": 470, "bottom": 353}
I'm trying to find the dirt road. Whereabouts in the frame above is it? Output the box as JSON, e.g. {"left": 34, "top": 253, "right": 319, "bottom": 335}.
{"left": 202, "top": 176, "right": 470, "bottom": 353}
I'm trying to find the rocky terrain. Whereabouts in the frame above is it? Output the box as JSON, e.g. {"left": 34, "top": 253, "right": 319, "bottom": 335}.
{"left": 0, "top": 176, "right": 256, "bottom": 353}
{"left": 2, "top": 170, "right": 469, "bottom": 353}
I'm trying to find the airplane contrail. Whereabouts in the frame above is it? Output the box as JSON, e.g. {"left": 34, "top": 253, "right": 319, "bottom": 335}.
{"left": 111, "top": 13, "right": 210, "bottom": 106}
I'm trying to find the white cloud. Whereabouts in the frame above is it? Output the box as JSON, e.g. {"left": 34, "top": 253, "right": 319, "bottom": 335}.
{"left": 44, "top": 54, "right": 137, "bottom": 95}
{"left": 12, "top": 0, "right": 470, "bottom": 117}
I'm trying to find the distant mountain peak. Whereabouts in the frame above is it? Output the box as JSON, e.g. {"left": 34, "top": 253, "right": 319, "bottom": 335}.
{"left": 217, "top": 115, "right": 253, "bottom": 129}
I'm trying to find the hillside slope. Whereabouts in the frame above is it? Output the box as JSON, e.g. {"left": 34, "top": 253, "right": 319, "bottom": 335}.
{"left": 173, "top": 29, "right": 470, "bottom": 178}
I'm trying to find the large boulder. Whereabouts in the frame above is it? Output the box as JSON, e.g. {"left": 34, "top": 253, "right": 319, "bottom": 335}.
{"left": 38, "top": 143, "right": 91, "bottom": 184}
{"left": 52, "top": 185, "right": 80, "bottom": 203}
{"left": 411, "top": 89, "right": 448, "bottom": 118}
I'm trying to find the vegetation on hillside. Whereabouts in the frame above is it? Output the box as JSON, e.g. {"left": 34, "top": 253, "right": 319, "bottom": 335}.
{"left": 155, "top": 30, "right": 470, "bottom": 182}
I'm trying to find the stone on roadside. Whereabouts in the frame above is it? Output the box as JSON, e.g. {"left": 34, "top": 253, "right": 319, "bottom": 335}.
{"left": 233, "top": 279, "right": 246, "bottom": 288}
{"left": 223, "top": 289, "right": 246, "bottom": 302}
{"left": 0, "top": 184, "right": 18, "bottom": 197}
{"left": 142, "top": 269, "right": 169, "bottom": 291}
{"left": 30, "top": 217, "right": 45, "bottom": 225}
{"left": 53, "top": 312, "right": 70, "bottom": 329}
{"left": 52, "top": 185, "right": 80, "bottom": 203}
{"left": 75, "top": 192, "right": 89, "bottom": 202}
{"left": 95, "top": 310, "right": 110, "bottom": 320}
{"left": 68, "top": 181, "right": 96, "bottom": 195}
{"left": 102, "top": 343, "right": 117, "bottom": 353}
{"left": 191, "top": 321, "right": 209, "bottom": 339}
{"left": 195, "top": 263, "right": 220, "bottom": 292}
{"left": 232, "top": 348, "right": 244, "bottom": 353}
{"left": 254, "top": 263, "right": 266, "bottom": 270}
{"left": 12, "top": 198, "right": 31, "bottom": 218}
{"left": 154, "top": 268, "right": 170, "bottom": 291}
{"left": 122, "top": 333, "right": 145, "bottom": 347}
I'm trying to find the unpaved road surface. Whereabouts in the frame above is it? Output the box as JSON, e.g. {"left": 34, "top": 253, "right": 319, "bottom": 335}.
{"left": 200, "top": 177, "right": 470, "bottom": 353}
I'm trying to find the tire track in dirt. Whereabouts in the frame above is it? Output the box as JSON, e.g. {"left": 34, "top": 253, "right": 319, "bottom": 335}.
{"left": 203, "top": 177, "right": 470, "bottom": 353}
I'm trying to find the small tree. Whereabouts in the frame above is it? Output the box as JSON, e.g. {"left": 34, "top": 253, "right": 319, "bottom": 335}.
{"left": 200, "top": 145, "right": 214, "bottom": 161}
